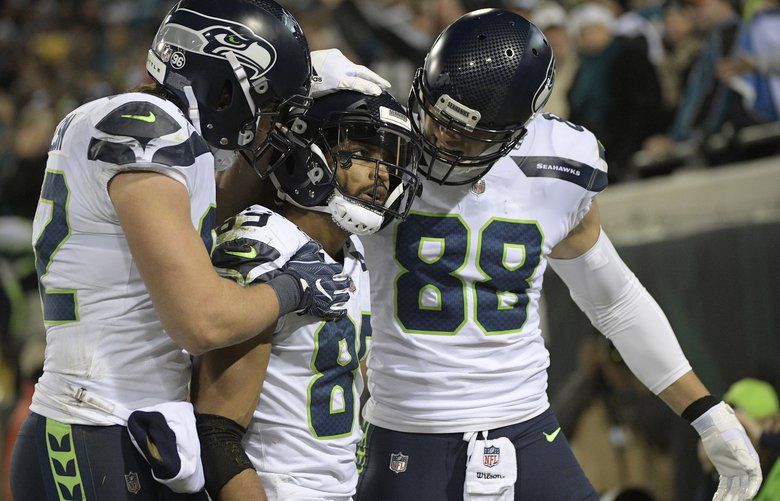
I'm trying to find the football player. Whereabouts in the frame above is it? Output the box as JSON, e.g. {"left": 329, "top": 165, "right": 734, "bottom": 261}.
{"left": 356, "top": 9, "right": 762, "bottom": 501}
{"left": 9, "top": 1, "right": 369, "bottom": 499}
{"left": 192, "top": 90, "right": 421, "bottom": 500}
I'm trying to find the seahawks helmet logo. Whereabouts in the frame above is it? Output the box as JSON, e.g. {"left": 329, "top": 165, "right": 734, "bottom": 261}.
{"left": 155, "top": 9, "right": 277, "bottom": 82}
{"left": 202, "top": 27, "right": 277, "bottom": 81}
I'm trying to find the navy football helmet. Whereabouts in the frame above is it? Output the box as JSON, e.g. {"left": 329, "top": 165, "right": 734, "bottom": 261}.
{"left": 409, "top": 9, "right": 555, "bottom": 185}
{"left": 147, "top": 0, "right": 312, "bottom": 153}
{"left": 269, "top": 91, "right": 422, "bottom": 235}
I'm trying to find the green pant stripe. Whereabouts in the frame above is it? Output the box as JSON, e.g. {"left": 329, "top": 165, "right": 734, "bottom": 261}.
{"left": 356, "top": 421, "right": 372, "bottom": 475}
{"left": 45, "top": 418, "right": 86, "bottom": 501}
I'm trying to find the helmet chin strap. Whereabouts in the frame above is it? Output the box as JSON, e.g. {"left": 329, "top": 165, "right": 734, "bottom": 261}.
{"left": 183, "top": 85, "right": 202, "bottom": 134}
{"left": 224, "top": 52, "right": 256, "bottom": 114}
{"left": 225, "top": 51, "right": 257, "bottom": 147}
{"left": 384, "top": 182, "right": 405, "bottom": 211}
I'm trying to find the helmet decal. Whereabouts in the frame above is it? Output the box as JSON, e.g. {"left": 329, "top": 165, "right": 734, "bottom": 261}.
{"left": 203, "top": 28, "right": 277, "bottom": 81}
{"left": 162, "top": 9, "right": 278, "bottom": 82}
{"left": 169, "top": 50, "right": 186, "bottom": 69}
{"left": 148, "top": 0, "right": 311, "bottom": 151}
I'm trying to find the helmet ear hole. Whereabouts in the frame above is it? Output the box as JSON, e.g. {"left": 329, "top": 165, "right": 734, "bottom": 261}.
{"left": 216, "top": 80, "right": 234, "bottom": 111}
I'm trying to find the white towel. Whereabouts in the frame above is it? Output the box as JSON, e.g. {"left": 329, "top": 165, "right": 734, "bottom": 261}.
{"left": 463, "top": 431, "right": 517, "bottom": 501}
{"left": 69, "top": 384, "right": 205, "bottom": 494}
{"left": 126, "top": 401, "right": 205, "bottom": 494}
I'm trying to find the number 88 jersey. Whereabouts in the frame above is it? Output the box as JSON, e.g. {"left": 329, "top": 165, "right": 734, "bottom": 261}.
{"left": 361, "top": 114, "right": 608, "bottom": 433}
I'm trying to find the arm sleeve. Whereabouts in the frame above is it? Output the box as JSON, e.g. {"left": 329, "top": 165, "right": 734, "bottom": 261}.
{"left": 548, "top": 230, "right": 691, "bottom": 394}
{"left": 211, "top": 205, "right": 308, "bottom": 286}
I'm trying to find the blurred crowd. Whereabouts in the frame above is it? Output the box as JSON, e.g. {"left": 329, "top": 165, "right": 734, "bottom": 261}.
{"left": 1, "top": 0, "right": 779, "bottom": 499}
{"left": 1, "top": 0, "right": 780, "bottom": 217}
{"left": 552, "top": 335, "right": 780, "bottom": 500}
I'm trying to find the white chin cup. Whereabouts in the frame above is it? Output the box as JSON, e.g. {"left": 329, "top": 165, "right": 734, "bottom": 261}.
{"left": 328, "top": 192, "right": 384, "bottom": 236}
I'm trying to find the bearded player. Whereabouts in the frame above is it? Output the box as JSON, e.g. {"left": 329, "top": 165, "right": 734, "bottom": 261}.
{"left": 193, "top": 90, "right": 421, "bottom": 500}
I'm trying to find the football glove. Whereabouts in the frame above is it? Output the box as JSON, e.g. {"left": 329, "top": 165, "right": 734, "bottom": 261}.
{"left": 693, "top": 402, "right": 762, "bottom": 501}
{"left": 310, "top": 48, "right": 391, "bottom": 98}
{"left": 283, "top": 240, "right": 351, "bottom": 320}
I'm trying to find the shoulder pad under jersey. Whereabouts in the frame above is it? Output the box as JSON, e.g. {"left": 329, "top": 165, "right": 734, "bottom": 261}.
{"left": 510, "top": 113, "right": 608, "bottom": 193}
{"left": 87, "top": 93, "right": 209, "bottom": 168}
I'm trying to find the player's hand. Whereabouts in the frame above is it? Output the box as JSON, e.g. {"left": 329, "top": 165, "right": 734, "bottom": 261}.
{"left": 692, "top": 402, "right": 762, "bottom": 501}
{"left": 283, "top": 240, "right": 350, "bottom": 320}
{"left": 310, "top": 48, "right": 391, "bottom": 98}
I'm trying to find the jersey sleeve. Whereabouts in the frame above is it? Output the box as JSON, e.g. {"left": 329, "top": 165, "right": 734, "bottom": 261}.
{"left": 87, "top": 93, "right": 210, "bottom": 195}
{"left": 568, "top": 131, "right": 608, "bottom": 225}
{"left": 526, "top": 113, "right": 609, "bottom": 226}
{"left": 213, "top": 204, "right": 311, "bottom": 286}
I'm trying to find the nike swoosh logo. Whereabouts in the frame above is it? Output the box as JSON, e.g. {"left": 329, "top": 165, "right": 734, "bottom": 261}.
{"left": 225, "top": 248, "right": 258, "bottom": 260}
{"left": 315, "top": 279, "right": 333, "bottom": 301}
{"left": 120, "top": 111, "right": 156, "bottom": 123}
{"left": 543, "top": 427, "right": 561, "bottom": 442}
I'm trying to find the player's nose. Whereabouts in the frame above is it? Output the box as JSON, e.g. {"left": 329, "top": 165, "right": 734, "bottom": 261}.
{"left": 370, "top": 163, "right": 390, "bottom": 185}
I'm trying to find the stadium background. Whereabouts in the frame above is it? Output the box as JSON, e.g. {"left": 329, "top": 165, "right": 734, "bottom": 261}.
{"left": 0, "top": 0, "right": 778, "bottom": 499}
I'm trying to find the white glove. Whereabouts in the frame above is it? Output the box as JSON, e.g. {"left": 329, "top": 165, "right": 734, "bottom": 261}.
{"left": 692, "top": 402, "right": 762, "bottom": 501}
{"left": 309, "top": 48, "right": 391, "bottom": 98}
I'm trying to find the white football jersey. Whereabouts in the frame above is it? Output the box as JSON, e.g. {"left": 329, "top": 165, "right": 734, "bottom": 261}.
{"left": 233, "top": 206, "right": 372, "bottom": 500}
{"left": 362, "top": 113, "right": 608, "bottom": 433}
{"left": 30, "top": 92, "right": 216, "bottom": 425}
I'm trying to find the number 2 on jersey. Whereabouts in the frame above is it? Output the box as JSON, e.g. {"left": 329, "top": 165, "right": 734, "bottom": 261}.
{"left": 395, "top": 213, "right": 543, "bottom": 335}
{"left": 34, "top": 170, "right": 78, "bottom": 324}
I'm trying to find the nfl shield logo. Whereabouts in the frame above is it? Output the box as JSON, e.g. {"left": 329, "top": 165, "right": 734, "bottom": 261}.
{"left": 389, "top": 452, "right": 409, "bottom": 473}
{"left": 124, "top": 471, "right": 141, "bottom": 494}
{"left": 483, "top": 445, "right": 500, "bottom": 468}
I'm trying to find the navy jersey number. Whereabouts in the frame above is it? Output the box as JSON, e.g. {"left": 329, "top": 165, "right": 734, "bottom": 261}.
{"left": 34, "top": 170, "right": 78, "bottom": 324}
{"left": 394, "top": 213, "right": 543, "bottom": 335}
{"left": 394, "top": 214, "right": 469, "bottom": 333}
{"left": 308, "top": 313, "right": 370, "bottom": 439}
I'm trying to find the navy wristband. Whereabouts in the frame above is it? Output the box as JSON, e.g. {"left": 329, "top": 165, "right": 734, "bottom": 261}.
{"left": 682, "top": 395, "right": 721, "bottom": 423}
